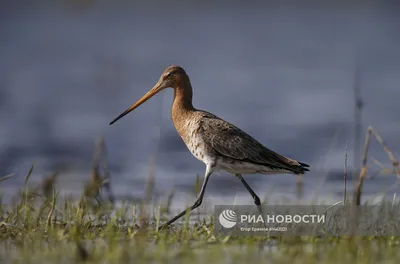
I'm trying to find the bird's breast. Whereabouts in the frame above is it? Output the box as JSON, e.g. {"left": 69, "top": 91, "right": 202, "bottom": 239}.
{"left": 175, "top": 117, "right": 215, "bottom": 165}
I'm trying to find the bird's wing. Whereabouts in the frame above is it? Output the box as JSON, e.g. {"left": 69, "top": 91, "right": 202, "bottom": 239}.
{"left": 199, "top": 113, "right": 309, "bottom": 172}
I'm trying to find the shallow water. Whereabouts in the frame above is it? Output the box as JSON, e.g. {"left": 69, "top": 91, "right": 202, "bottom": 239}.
{"left": 1, "top": 1, "right": 400, "bottom": 207}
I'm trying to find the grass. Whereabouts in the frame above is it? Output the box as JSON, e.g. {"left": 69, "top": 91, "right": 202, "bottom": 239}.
{"left": 0, "top": 187, "right": 399, "bottom": 264}
{"left": 1, "top": 127, "right": 400, "bottom": 264}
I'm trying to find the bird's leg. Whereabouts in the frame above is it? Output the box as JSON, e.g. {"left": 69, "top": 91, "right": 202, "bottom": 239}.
{"left": 235, "top": 174, "right": 267, "bottom": 228}
{"left": 235, "top": 174, "right": 261, "bottom": 205}
{"left": 159, "top": 168, "right": 213, "bottom": 230}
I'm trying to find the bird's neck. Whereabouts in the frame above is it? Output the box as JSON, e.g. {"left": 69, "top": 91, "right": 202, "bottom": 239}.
{"left": 172, "top": 82, "right": 195, "bottom": 113}
{"left": 171, "top": 81, "right": 195, "bottom": 131}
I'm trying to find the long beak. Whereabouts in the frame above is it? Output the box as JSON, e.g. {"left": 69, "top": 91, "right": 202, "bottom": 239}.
{"left": 109, "top": 82, "right": 163, "bottom": 125}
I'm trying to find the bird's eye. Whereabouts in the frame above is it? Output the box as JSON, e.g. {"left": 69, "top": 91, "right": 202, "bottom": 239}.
{"left": 166, "top": 71, "right": 174, "bottom": 78}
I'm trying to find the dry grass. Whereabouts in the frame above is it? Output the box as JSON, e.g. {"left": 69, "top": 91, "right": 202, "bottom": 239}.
{"left": 354, "top": 126, "right": 400, "bottom": 205}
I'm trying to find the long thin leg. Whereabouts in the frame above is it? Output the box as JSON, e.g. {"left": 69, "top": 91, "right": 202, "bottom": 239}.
{"left": 236, "top": 174, "right": 267, "bottom": 228}
{"left": 159, "top": 167, "right": 213, "bottom": 230}
{"left": 235, "top": 174, "right": 261, "bottom": 205}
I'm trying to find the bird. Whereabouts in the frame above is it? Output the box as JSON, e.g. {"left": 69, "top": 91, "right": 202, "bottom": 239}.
{"left": 109, "top": 65, "right": 310, "bottom": 229}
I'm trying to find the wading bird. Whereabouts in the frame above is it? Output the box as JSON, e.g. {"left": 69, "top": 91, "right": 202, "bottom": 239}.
{"left": 109, "top": 65, "right": 309, "bottom": 229}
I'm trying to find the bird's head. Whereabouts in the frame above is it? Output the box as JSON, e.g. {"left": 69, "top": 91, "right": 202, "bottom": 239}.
{"left": 109, "top": 65, "right": 188, "bottom": 125}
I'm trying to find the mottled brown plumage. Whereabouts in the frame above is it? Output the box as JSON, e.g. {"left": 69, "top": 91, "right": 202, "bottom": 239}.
{"left": 200, "top": 112, "right": 309, "bottom": 174}
{"left": 109, "top": 65, "right": 310, "bottom": 228}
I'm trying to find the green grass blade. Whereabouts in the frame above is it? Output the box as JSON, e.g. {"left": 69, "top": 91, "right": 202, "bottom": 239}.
{"left": 24, "top": 163, "right": 35, "bottom": 187}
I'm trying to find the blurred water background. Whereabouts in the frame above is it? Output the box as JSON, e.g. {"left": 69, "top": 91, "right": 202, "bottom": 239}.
{"left": 1, "top": 0, "right": 400, "bottom": 210}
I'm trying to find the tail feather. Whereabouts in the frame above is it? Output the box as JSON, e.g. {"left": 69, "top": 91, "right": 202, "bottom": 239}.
{"left": 295, "top": 161, "right": 310, "bottom": 174}
{"left": 299, "top": 162, "right": 310, "bottom": 168}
